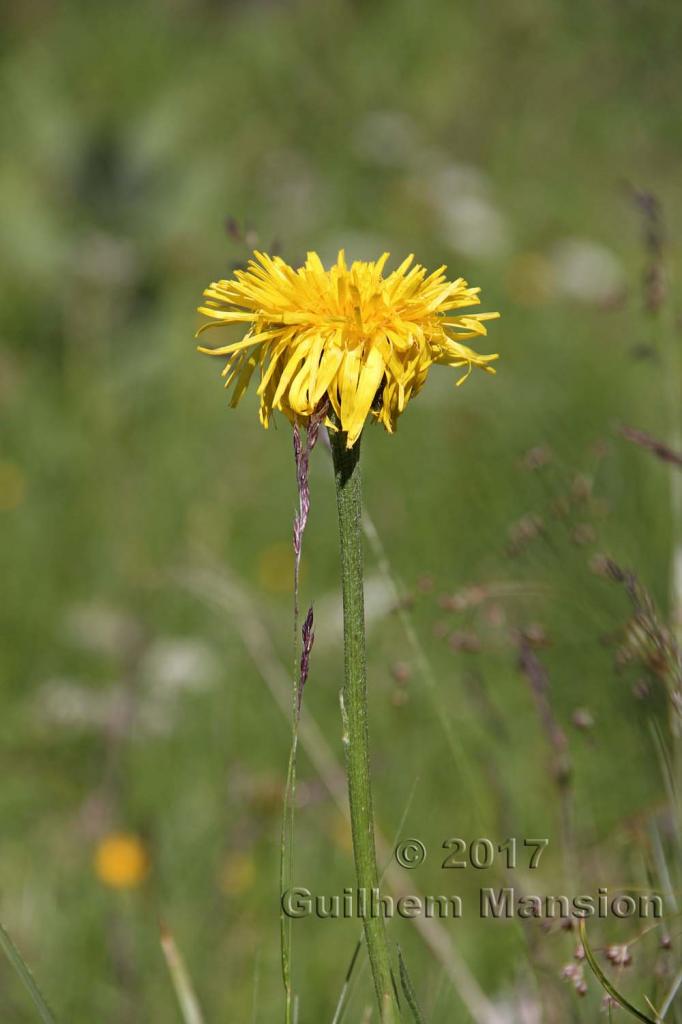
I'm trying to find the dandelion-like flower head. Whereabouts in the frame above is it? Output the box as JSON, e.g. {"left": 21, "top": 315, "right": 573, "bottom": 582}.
{"left": 94, "top": 833, "right": 149, "bottom": 889}
{"left": 197, "top": 250, "right": 499, "bottom": 447}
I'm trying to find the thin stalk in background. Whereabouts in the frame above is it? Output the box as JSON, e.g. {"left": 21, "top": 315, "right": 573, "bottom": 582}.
{"left": 0, "top": 920, "right": 57, "bottom": 1024}
{"left": 160, "top": 924, "right": 206, "bottom": 1024}
{"left": 361, "top": 509, "right": 484, "bottom": 830}
{"left": 329, "top": 428, "right": 400, "bottom": 1020}
{"left": 633, "top": 191, "right": 682, "bottom": 905}
{"left": 631, "top": 190, "right": 682, "bottom": 650}
{"left": 281, "top": 416, "right": 322, "bottom": 1023}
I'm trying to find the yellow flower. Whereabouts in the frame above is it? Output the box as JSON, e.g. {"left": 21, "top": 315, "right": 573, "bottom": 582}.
{"left": 94, "top": 833, "right": 149, "bottom": 890}
{"left": 197, "top": 250, "right": 499, "bottom": 447}
{"left": 257, "top": 541, "right": 299, "bottom": 594}
{"left": 0, "top": 462, "right": 26, "bottom": 512}
{"left": 219, "top": 852, "right": 256, "bottom": 896}
{"left": 327, "top": 811, "right": 353, "bottom": 855}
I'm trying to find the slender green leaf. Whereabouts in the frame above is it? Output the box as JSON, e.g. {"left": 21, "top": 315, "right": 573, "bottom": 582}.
{"left": 398, "top": 947, "right": 426, "bottom": 1024}
{"left": 0, "top": 920, "right": 57, "bottom": 1024}
{"left": 579, "top": 920, "right": 656, "bottom": 1023}
{"left": 659, "top": 968, "right": 682, "bottom": 1020}
{"left": 331, "top": 940, "right": 363, "bottom": 1024}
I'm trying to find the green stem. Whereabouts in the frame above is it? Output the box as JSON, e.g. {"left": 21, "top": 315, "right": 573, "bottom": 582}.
{"left": 329, "top": 429, "right": 399, "bottom": 1021}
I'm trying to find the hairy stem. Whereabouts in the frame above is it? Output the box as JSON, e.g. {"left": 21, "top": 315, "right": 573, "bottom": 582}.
{"left": 329, "top": 429, "right": 399, "bottom": 1020}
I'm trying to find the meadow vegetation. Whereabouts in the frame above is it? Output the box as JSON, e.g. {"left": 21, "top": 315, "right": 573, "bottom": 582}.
{"left": 1, "top": 0, "right": 681, "bottom": 1019}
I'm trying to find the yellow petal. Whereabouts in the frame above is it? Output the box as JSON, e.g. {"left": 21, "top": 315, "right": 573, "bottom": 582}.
{"left": 345, "top": 344, "right": 386, "bottom": 446}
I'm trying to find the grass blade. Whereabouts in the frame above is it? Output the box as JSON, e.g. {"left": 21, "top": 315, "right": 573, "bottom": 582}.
{"left": 398, "top": 947, "right": 426, "bottom": 1024}
{"left": 280, "top": 732, "right": 299, "bottom": 1024}
{"left": 331, "top": 940, "right": 363, "bottom": 1024}
{"left": 579, "top": 920, "right": 656, "bottom": 1023}
{"left": 0, "top": 920, "right": 57, "bottom": 1024}
{"left": 160, "top": 923, "right": 206, "bottom": 1024}
{"left": 659, "top": 967, "right": 682, "bottom": 1020}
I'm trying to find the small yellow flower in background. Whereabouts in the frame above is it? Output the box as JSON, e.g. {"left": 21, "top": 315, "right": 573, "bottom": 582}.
{"left": 505, "top": 251, "right": 555, "bottom": 306}
{"left": 327, "top": 812, "right": 353, "bottom": 855}
{"left": 257, "top": 541, "right": 303, "bottom": 594}
{"left": 0, "top": 461, "right": 26, "bottom": 511}
{"left": 197, "top": 250, "right": 499, "bottom": 447}
{"left": 219, "top": 852, "right": 256, "bottom": 896}
{"left": 94, "top": 833, "right": 149, "bottom": 890}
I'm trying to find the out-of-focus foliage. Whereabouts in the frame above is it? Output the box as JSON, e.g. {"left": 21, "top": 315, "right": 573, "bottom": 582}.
{"left": 1, "top": 0, "right": 681, "bottom": 1019}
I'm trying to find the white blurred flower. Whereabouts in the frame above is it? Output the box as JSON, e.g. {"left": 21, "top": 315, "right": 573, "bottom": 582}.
{"left": 491, "top": 989, "right": 542, "bottom": 1024}
{"left": 550, "top": 238, "right": 625, "bottom": 305}
{"left": 37, "top": 636, "right": 220, "bottom": 739}
{"left": 414, "top": 161, "right": 511, "bottom": 260}
{"left": 140, "top": 637, "right": 219, "bottom": 697}
{"left": 62, "top": 603, "right": 141, "bottom": 658}
{"left": 353, "top": 110, "right": 419, "bottom": 167}
{"left": 422, "top": 161, "right": 492, "bottom": 200}
{"left": 36, "top": 678, "right": 129, "bottom": 733}
{"left": 440, "top": 194, "right": 511, "bottom": 260}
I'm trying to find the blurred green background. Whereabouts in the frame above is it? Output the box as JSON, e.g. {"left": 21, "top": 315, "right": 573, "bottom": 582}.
{"left": 2, "top": 0, "right": 681, "bottom": 1020}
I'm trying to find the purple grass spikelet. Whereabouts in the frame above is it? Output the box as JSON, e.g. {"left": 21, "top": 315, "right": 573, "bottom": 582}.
{"left": 297, "top": 605, "right": 315, "bottom": 718}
